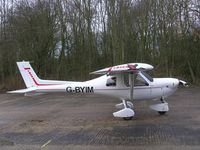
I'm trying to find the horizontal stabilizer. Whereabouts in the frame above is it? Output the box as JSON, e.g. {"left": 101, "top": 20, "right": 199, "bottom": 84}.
{"left": 7, "top": 87, "right": 36, "bottom": 94}
{"left": 24, "top": 92, "right": 45, "bottom": 96}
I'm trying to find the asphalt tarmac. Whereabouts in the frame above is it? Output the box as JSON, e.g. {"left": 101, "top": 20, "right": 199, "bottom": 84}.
{"left": 0, "top": 87, "right": 200, "bottom": 149}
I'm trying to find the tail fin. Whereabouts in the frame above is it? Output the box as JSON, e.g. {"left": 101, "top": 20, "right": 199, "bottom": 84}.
{"left": 17, "top": 61, "right": 67, "bottom": 88}
{"left": 17, "top": 61, "right": 42, "bottom": 88}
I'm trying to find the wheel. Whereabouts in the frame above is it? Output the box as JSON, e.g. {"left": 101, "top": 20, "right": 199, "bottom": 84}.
{"left": 123, "top": 116, "right": 133, "bottom": 120}
{"left": 158, "top": 111, "right": 166, "bottom": 115}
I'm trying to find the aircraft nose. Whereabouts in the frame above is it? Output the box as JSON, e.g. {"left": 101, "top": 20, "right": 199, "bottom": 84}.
{"left": 169, "top": 79, "right": 188, "bottom": 88}
{"left": 174, "top": 79, "right": 180, "bottom": 87}
{"left": 170, "top": 78, "right": 179, "bottom": 88}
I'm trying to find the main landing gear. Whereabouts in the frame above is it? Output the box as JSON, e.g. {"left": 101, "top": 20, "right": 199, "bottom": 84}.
{"left": 113, "top": 99, "right": 134, "bottom": 120}
{"left": 150, "top": 98, "right": 169, "bottom": 115}
{"left": 113, "top": 98, "right": 169, "bottom": 120}
{"left": 113, "top": 73, "right": 135, "bottom": 120}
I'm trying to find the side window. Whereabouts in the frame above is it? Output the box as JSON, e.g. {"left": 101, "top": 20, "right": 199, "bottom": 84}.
{"left": 124, "top": 73, "right": 130, "bottom": 87}
{"left": 106, "top": 77, "right": 116, "bottom": 86}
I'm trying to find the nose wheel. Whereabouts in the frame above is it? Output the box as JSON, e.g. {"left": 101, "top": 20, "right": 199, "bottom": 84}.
{"left": 157, "top": 98, "right": 168, "bottom": 115}
{"left": 150, "top": 98, "right": 169, "bottom": 115}
{"left": 158, "top": 111, "right": 167, "bottom": 115}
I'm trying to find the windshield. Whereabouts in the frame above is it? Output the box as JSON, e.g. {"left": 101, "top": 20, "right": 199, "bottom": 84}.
{"left": 141, "top": 71, "right": 153, "bottom": 82}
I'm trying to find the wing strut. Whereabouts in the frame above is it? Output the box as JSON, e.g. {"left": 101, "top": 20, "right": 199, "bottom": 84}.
{"left": 130, "top": 73, "right": 135, "bottom": 101}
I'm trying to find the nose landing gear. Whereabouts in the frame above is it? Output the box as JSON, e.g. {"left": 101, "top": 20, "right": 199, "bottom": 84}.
{"left": 150, "top": 98, "right": 169, "bottom": 115}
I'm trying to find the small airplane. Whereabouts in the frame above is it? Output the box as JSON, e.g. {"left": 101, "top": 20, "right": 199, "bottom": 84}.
{"left": 8, "top": 61, "right": 188, "bottom": 120}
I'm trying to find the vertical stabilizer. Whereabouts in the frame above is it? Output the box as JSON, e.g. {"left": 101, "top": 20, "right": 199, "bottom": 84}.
{"left": 17, "top": 61, "right": 67, "bottom": 88}
{"left": 17, "top": 61, "right": 41, "bottom": 88}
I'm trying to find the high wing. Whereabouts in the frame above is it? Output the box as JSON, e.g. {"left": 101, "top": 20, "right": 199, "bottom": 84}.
{"left": 90, "top": 63, "right": 153, "bottom": 75}
{"left": 91, "top": 63, "right": 154, "bottom": 119}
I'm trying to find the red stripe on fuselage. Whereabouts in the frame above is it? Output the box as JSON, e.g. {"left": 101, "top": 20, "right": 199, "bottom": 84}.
{"left": 24, "top": 68, "right": 62, "bottom": 86}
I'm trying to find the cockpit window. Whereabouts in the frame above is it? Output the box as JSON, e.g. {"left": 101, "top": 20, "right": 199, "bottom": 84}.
{"left": 106, "top": 77, "right": 116, "bottom": 86}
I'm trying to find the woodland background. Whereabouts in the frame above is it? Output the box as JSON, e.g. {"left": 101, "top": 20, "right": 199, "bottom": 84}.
{"left": 0, "top": 0, "right": 200, "bottom": 90}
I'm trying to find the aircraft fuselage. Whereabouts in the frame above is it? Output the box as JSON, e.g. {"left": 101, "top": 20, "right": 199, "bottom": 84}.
{"left": 35, "top": 74, "right": 179, "bottom": 101}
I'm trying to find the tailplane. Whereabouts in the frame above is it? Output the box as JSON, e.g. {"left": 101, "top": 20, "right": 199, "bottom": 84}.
{"left": 8, "top": 61, "right": 68, "bottom": 94}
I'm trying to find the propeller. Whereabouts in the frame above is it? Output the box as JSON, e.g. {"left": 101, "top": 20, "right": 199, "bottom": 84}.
{"left": 179, "top": 80, "right": 189, "bottom": 87}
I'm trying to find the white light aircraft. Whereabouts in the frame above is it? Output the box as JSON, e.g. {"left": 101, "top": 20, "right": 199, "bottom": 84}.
{"left": 8, "top": 61, "right": 187, "bottom": 120}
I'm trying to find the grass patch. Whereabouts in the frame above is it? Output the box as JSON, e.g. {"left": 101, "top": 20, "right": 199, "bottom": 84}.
{"left": 0, "top": 138, "right": 14, "bottom": 146}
